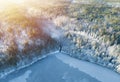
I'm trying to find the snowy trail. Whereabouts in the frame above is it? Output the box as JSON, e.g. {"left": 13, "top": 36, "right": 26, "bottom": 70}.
{"left": 0, "top": 53, "right": 120, "bottom": 82}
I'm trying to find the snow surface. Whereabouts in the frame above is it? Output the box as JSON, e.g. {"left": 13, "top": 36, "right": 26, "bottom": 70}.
{"left": 0, "top": 52, "right": 120, "bottom": 82}
{"left": 56, "top": 53, "right": 120, "bottom": 82}
{"left": 9, "top": 70, "right": 32, "bottom": 82}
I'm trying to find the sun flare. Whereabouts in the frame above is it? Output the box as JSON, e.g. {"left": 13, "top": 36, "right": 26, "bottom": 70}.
{"left": 0, "top": 0, "right": 26, "bottom": 11}
{"left": 0, "top": 0, "right": 25, "bottom": 4}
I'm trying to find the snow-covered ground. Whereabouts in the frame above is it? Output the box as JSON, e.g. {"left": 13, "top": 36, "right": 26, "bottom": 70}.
{"left": 0, "top": 53, "right": 120, "bottom": 82}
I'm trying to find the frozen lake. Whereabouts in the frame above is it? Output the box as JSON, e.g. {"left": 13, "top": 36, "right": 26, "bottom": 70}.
{"left": 0, "top": 53, "right": 120, "bottom": 82}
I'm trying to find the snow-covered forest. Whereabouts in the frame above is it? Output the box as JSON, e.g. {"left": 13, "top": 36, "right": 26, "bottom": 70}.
{"left": 0, "top": 0, "right": 120, "bottom": 79}
{"left": 60, "top": 1, "right": 120, "bottom": 73}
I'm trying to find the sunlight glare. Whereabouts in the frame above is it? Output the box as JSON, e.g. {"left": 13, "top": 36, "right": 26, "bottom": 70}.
{"left": 0, "top": 0, "right": 25, "bottom": 5}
